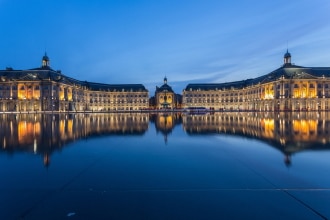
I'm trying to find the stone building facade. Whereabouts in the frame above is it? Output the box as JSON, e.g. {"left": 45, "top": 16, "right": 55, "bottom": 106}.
{"left": 154, "top": 77, "right": 179, "bottom": 109}
{"left": 182, "top": 51, "right": 330, "bottom": 111}
{"left": 2, "top": 51, "right": 330, "bottom": 112}
{"left": 0, "top": 54, "right": 149, "bottom": 112}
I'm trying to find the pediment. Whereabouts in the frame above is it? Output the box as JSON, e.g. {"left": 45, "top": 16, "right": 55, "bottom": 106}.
{"left": 291, "top": 71, "right": 318, "bottom": 79}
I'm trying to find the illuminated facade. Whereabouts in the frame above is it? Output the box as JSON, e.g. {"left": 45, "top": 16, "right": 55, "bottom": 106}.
{"left": 183, "top": 51, "right": 330, "bottom": 111}
{"left": 0, "top": 54, "right": 149, "bottom": 112}
{"left": 154, "top": 77, "right": 180, "bottom": 109}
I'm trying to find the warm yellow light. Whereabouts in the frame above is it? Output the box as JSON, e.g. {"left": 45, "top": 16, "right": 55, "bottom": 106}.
{"left": 263, "top": 86, "right": 274, "bottom": 99}
{"left": 261, "top": 119, "right": 274, "bottom": 138}
{"left": 67, "top": 119, "right": 73, "bottom": 137}
{"left": 292, "top": 120, "right": 317, "bottom": 140}
{"left": 18, "top": 122, "right": 40, "bottom": 144}
{"left": 59, "top": 120, "right": 66, "bottom": 138}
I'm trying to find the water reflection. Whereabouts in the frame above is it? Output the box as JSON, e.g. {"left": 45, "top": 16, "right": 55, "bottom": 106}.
{"left": 183, "top": 112, "right": 330, "bottom": 165}
{"left": 0, "top": 113, "right": 149, "bottom": 166}
{"left": 150, "top": 113, "right": 182, "bottom": 144}
{"left": 1, "top": 112, "right": 330, "bottom": 167}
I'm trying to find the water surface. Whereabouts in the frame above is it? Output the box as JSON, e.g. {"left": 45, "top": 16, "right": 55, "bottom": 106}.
{"left": 0, "top": 112, "right": 329, "bottom": 219}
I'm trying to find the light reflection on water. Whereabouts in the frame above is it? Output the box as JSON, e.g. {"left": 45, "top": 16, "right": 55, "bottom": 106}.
{"left": 1, "top": 112, "right": 329, "bottom": 166}
{"left": 0, "top": 112, "right": 330, "bottom": 219}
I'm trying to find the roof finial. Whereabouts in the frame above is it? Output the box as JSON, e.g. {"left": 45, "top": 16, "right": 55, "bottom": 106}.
{"left": 286, "top": 41, "right": 288, "bottom": 52}
{"left": 42, "top": 52, "right": 50, "bottom": 68}
{"left": 284, "top": 49, "right": 291, "bottom": 65}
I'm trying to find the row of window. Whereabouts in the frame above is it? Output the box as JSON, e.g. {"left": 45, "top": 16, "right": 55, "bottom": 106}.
{"left": 0, "top": 85, "right": 147, "bottom": 96}
{"left": 89, "top": 99, "right": 148, "bottom": 104}
{"left": 184, "top": 95, "right": 330, "bottom": 104}
{"left": 185, "top": 88, "right": 329, "bottom": 98}
{"left": 89, "top": 94, "right": 148, "bottom": 98}
{"left": 184, "top": 83, "right": 330, "bottom": 97}
{"left": 187, "top": 83, "right": 330, "bottom": 92}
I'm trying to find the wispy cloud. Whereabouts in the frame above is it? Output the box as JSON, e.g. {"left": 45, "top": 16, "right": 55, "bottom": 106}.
{"left": 1, "top": 0, "right": 330, "bottom": 93}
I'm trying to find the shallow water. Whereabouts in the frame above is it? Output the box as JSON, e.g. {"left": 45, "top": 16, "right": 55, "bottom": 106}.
{"left": 0, "top": 112, "right": 329, "bottom": 219}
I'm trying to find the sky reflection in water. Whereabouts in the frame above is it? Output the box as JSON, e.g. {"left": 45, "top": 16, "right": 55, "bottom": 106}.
{"left": 0, "top": 112, "right": 329, "bottom": 220}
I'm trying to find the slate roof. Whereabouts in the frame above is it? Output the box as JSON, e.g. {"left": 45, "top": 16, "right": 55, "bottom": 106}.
{"left": 0, "top": 67, "right": 147, "bottom": 92}
{"left": 156, "top": 83, "right": 174, "bottom": 93}
{"left": 184, "top": 63, "right": 330, "bottom": 91}
{"left": 83, "top": 81, "right": 148, "bottom": 92}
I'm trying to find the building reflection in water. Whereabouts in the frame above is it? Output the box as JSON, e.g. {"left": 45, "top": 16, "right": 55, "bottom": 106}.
{"left": 182, "top": 112, "right": 330, "bottom": 166}
{"left": 0, "top": 113, "right": 149, "bottom": 166}
{"left": 1, "top": 112, "right": 330, "bottom": 167}
{"left": 150, "top": 113, "right": 182, "bottom": 144}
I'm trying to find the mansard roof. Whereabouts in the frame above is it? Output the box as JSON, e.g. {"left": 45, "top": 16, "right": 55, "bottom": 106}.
{"left": 184, "top": 63, "right": 330, "bottom": 91}
{"left": 250, "top": 63, "right": 330, "bottom": 84}
{"left": 156, "top": 83, "right": 174, "bottom": 93}
{"left": 184, "top": 81, "right": 248, "bottom": 91}
{"left": 83, "top": 81, "right": 147, "bottom": 92}
{"left": 0, "top": 67, "right": 147, "bottom": 92}
{"left": 0, "top": 68, "right": 80, "bottom": 85}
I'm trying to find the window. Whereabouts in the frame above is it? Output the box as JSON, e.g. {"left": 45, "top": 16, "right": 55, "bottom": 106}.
{"left": 276, "top": 91, "right": 280, "bottom": 98}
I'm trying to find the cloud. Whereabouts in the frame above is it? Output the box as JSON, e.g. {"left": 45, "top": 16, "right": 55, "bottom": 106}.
{"left": 1, "top": 0, "right": 330, "bottom": 94}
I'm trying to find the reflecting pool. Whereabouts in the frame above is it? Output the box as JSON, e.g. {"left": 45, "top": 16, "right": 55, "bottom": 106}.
{"left": 0, "top": 112, "right": 330, "bottom": 220}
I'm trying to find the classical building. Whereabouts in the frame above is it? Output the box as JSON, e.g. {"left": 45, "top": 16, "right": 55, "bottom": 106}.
{"left": 0, "top": 54, "right": 149, "bottom": 112}
{"left": 182, "top": 51, "right": 330, "bottom": 111}
{"left": 154, "top": 77, "right": 181, "bottom": 109}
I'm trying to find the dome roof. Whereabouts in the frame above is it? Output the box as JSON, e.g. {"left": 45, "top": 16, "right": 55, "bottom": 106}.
{"left": 157, "top": 83, "right": 174, "bottom": 93}
{"left": 284, "top": 50, "right": 291, "bottom": 58}
{"left": 43, "top": 53, "right": 50, "bottom": 61}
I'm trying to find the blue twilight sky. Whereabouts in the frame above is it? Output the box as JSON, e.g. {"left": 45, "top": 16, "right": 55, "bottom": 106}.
{"left": 0, "top": 0, "right": 330, "bottom": 94}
